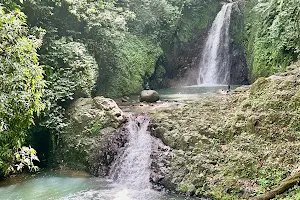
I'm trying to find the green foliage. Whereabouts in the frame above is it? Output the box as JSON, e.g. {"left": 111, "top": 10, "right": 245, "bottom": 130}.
{"left": 42, "top": 38, "right": 98, "bottom": 99}
{"left": 40, "top": 37, "right": 98, "bottom": 133}
{"left": 244, "top": 0, "right": 300, "bottom": 80}
{"left": 67, "top": 0, "right": 135, "bottom": 53}
{"left": 68, "top": 0, "right": 134, "bottom": 32}
{"left": 126, "top": 0, "right": 220, "bottom": 44}
{"left": 0, "top": 6, "right": 45, "bottom": 175}
{"left": 11, "top": 146, "right": 39, "bottom": 173}
{"left": 255, "top": 167, "right": 287, "bottom": 194}
{"left": 126, "top": 0, "right": 184, "bottom": 44}
{"left": 97, "top": 34, "right": 162, "bottom": 97}
{"left": 176, "top": 0, "right": 220, "bottom": 43}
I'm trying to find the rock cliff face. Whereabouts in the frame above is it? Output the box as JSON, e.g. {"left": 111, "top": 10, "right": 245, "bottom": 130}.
{"left": 149, "top": 63, "right": 300, "bottom": 199}
{"left": 229, "top": 2, "right": 249, "bottom": 85}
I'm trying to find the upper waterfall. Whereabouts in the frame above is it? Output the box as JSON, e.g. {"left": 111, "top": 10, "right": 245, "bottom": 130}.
{"left": 197, "top": 3, "right": 234, "bottom": 85}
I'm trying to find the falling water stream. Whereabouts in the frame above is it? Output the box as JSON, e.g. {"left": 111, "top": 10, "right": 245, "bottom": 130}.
{"left": 110, "top": 115, "right": 152, "bottom": 187}
{"left": 108, "top": 115, "right": 161, "bottom": 200}
{"left": 63, "top": 115, "right": 164, "bottom": 200}
{"left": 198, "top": 3, "right": 234, "bottom": 85}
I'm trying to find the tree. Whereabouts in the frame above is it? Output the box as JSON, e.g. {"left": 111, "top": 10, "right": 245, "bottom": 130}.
{"left": 0, "top": 5, "right": 44, "bottom": 175}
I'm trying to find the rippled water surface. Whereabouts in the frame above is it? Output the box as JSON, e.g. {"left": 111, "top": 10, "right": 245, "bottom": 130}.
{"left": 0, "top": 171, "right": 189, "bottom": 200}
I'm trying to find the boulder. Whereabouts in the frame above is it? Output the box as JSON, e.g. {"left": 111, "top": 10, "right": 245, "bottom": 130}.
{"left": 69, "top": 96, "right": 124, "bottom": 131}
{"left": 55, "top": 96, "right": 127, "bottom": 174}
{"left": 140, "top": 90, "right": 160, "bottom": 102}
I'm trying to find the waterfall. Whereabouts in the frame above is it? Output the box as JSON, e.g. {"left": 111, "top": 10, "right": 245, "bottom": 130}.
{"left": 63, "top": 115, "right": 164, "bottom": 200}
{"left": 109, "top": 115, "right": 152, "bottom": 189}
{"left": 197, "top": 3, "right": 234, "bottom": 85}
{"left": 108, "top": 115, "right": 161, "bottom": 200}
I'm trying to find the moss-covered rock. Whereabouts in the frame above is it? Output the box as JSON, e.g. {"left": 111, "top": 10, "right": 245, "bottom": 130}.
{"left": 55, "top": 96, "right": 127, "bottom": 175}
{"left": 150, "top": 63, "right": 300, "bottom": 199}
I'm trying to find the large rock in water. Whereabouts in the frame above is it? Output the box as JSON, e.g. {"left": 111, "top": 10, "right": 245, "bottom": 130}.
{"left": 140, "top": 90, "right": 160, "bottom": 102}
{"left": 55, "top": 96, "right": 128, "bottom": 176}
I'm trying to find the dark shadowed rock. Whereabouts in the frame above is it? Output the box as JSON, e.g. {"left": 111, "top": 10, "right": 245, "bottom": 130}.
{"left": 150, "top": 136, "right": 173, "bottom": 191}
{"left": 90, "top": 126, "right": 129, "bottom": 177}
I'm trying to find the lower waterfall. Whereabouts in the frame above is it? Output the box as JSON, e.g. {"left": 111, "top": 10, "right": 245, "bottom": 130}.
{"left": 109, "top": 115, "right": 159, "bottom": 198}
{"left": 64, "top": 115, "right": 164, "bottom": 200}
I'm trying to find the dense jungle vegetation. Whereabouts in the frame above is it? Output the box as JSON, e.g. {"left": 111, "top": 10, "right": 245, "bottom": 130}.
{"left": 244, "top": 0, "right": 300, "bottom": 80}
{"left": 0, "top": 0, "right": 299, "bottom": 188}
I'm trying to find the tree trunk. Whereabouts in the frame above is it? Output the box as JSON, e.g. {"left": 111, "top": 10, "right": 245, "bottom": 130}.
{"left": 251, "top": 172, "right": 300, "bottom": 200}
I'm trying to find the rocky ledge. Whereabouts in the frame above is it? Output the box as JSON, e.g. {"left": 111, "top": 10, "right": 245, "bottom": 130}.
{"left": 149, "top": 63, "right": 300, "bottom": 199}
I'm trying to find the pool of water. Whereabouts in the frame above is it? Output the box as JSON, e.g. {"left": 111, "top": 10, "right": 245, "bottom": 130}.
{"left": 117, "top": 85, "right": 240, "bottom": 113}
{"left": 0, "top": 171, "right": 191, "bottom": 200}
{"left": 156, "top": 85, "right": 239, "bottom": 101}
{"left": 119, "top": 85, "right": 240, "bottom": 104}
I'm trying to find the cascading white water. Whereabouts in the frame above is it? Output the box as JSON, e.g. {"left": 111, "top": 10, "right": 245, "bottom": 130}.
{"left": 107, "top": 115, "right": 161, "bottom": 200}
{"left": 109, "top": 115, "right": 152, "bottom": 189}
{"left": 62, "top": 115, "right": 173, "bottom": 200}
{"left": 197, "top": 3, "right": 234, "bottom": 85}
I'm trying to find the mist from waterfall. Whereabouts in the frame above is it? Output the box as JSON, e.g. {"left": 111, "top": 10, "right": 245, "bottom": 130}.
{"left": 197, "top": 3, "right": 234, "bottom": 85}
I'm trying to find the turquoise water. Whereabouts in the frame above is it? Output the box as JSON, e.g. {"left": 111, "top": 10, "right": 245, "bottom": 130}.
{"left": 0, "top": 172, "right": 94, "bottom": 200}
{"left": 156, "top": 85, "right": 238, "bottom": 101}
{"left": 0, "top": 171, "right": 191, "bottom": 200}
{"left": 122, "top": 85, "right": 239, "bottom": 103}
